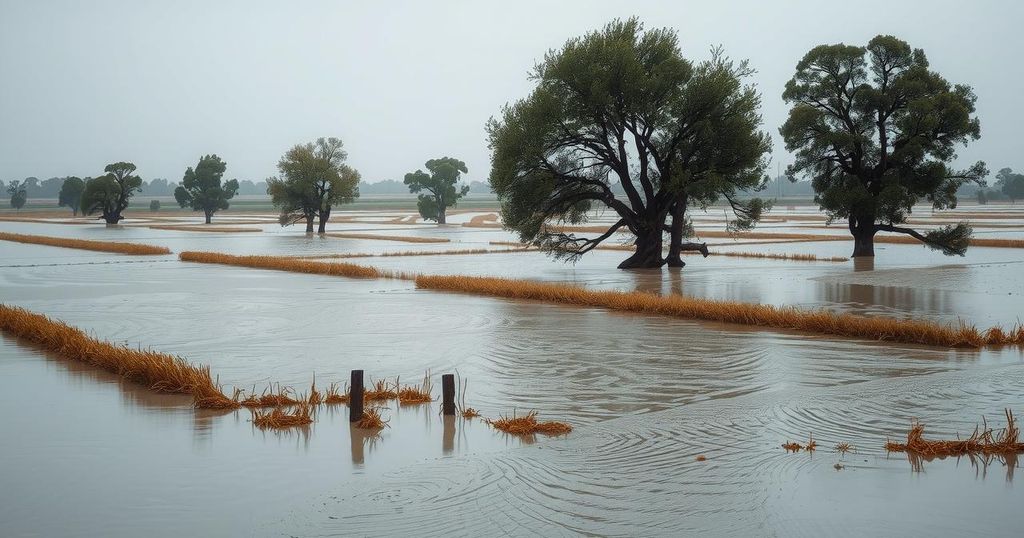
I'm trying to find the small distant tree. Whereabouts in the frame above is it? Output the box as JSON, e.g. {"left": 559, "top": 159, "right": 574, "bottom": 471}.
{"left": 58, "top": 176, "right": 86, "bottom": 215}
{"left": 6, "top": 180, "right": 27, "bottom": 210}
{"left": 996, "top": 168, "right": 1024, "bottom": 203}
{"left": 976, "top": 188, "right": 988, "bottom": 205}
{"left": 781, "top": 35, "right": 987, "bottom": 257}
{"left": 81, "top": 162, "right": 143, "bottom": 224}
{"left": 150, "top": 199, "right": 161, "bottom": 212}
{"left": 403, "top": 157, "right": 470, "bottom": 224}
{"left": 270, "top": 137, "right": 360, "bottom": 234}
{"left": 173, "top": 154, "right": 238, "bottom": 223}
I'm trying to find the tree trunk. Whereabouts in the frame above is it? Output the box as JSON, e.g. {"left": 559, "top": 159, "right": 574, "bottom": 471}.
{"left": 317, "top": 208, "right": 330, "bottom": 234}
{"left": 305, "top": 214, "right": 315, "bottom": 234}
{"left": 665, "top": 202, "right": 686, "bottom": 267}
{"left": 437, "top": 208, "right": 446, "bottom": 224}
{"left": 204, "top": 211, "right": 212, "bottom": 224}
{"left": 851, "top": 226, "right": 876, "bottom": 257}
{"left": 618, "top": 227, "right": 665, "bottom": 269}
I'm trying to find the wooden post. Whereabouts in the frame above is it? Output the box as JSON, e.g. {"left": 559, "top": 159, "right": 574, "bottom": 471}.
{"left": 349, "top": 369, "right": 364, "bottom": 422}
{"left": 441, "top": 373, "right": 455, "bottom": 416}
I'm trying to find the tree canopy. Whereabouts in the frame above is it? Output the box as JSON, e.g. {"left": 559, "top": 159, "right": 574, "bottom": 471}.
{"left": 6, "top": 180, "right": 27, "bottom": 210}
{"left": 781, "top": 35, "right": 986, "bottom": 257}
{"left": 268, "top": 137, "right": 360, "bottom": 233}
{"left": 996, "top": 168, "right": 1024, "bottom": 203}
{"left": 81, "top": 162, "right": 143, "bottom": 224}
{"left": 404, "top": 157, "right": 470, "bottom": 223}
{"left": 487, "top": 18, "right": 771, "bottom": 269}
{"left": 174, "top": 154, "right": 238, "bottom": 223}
{"left": 58, "top": 176, "right": 86, "bottom": 215}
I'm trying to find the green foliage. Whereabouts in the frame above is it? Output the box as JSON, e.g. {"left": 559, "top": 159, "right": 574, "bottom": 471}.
{"left": 81, "top": 162, "right": 143, "bottom": 224}
{"left": 486, "top": 18, "right": 770, "bottom": 268}
{"left": 7, "top": 180, "right": 27, "bottom": 210}
{"left": 58, "top": 177, "right": 85, "bottom": 215}
{"left": 996, "top": 168, "right": 1024, "bottom": 202}
{"left": 268, "top": 137, "right": 360, "bottom": 233}
{"left": 150, "top": 199, "right": 161, "bottom": 212}
{"left": 781, "top": 35, "right": 986, "bottom": 255}
{"left": 173, "top": 154, "right": 238, "bottom": 223}
{"left": 403, "top": 157, "right": 469, "bottom": 223}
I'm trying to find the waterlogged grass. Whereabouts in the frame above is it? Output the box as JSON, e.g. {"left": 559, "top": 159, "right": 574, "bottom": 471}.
{"left": 0, "top": 231, "right": 171, "bottom": 255}
{"left": 250, "top": 402, "right": 314, "bottom": 429}
{"left": 886, "top": 409, "right": 1024, "bottom": 457}
{"left": 488, "top": 410, "right": 572, "bottom": 435}
{"left": 413, "top": 275, "right": 1024, "bottom": 348}
{"left": 0, "top": 304, "right": 237, "bottom": 408}
{"left": 147, "top": 225, "right": 261, "bottom": 233}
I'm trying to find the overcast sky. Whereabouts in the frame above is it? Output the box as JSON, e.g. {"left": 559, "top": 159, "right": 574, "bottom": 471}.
{"left": 1, "top": 0, "right": 1021, "bottom": 185}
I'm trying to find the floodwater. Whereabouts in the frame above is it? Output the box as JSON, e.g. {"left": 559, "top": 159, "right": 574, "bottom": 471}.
{"left": 1, "top": 205, "right": 1023, "bottom": 536}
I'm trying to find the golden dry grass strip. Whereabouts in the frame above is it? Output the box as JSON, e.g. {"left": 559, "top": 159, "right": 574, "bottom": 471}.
{"left": 0, "top": 304, "right": 238, "bottom": 408}
{"left": 365, "top": 379, "right": 398, "bottom": 402}
{"left": 147, "top": 225, "right": 261, "bottom": 233}
{"left": 413, "top": 274, "right": 1024, "bottom": 348}
{"left": 179, "top": 251, "right": 385, "bottom": 279}
{"left": 488, "top": 410, "right": 572, "bottom": 435}
{"left": 326, "top": 232, "right": 449, "bottom": 243}
{"left": 0, "top": 231, "right": 170, "bottom": 255}
{"left": 466, "top": 213, "right": 499, "bottom": 226}
{"left": 250, "top": 402, "right": 314, "bottom": 429}
{"left": 886, "top": 409, "right": 1024, "bottom": 457}
{"left": 354, "top": 407, "right": 388, "bottom": 430}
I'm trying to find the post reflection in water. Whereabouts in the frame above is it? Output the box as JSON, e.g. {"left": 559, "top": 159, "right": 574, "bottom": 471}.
{"left": 442, "top": 415, "right": 456, "bottom": 454}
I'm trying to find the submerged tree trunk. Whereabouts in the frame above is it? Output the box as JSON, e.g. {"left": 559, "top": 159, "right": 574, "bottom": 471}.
{"left": 618, "top": 227, "right": 665, "bottom": 269}
{"left": 665, "top": 201, "right": 686, "bottom": 267}
{"left": 204, "top": 210, "right": 212, "bottom": 224}
{"left": 317, "top": 207, "right": 331, "bottom": 234}
{"left": 437, "top": 208, "right": 446, "bottom": 224}
{"left": 304, "top": 213, "right": 315, "bottom": 234}
{"left": 849, "top": 212, "right": 877, "bottom": 257}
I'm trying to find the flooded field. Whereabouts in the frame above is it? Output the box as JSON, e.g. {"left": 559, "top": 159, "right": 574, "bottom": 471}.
{"left": 2, "top": 205, "right": 1023, "bottom": 536}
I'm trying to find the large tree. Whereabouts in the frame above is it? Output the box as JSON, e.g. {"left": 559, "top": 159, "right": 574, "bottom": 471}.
{"left": 404, "top": 157, "right": 470, "bottom": 223}
{"left": 174, "top": 154, "right": 239, "bottom": 223}
{"left": 81, "top": 162, "right": 143, "bottom": 224}
{"left": 487, "top": 18, "right": 771, "bottom": 269}
{"left": 996, "top": 168, "right": 1024, "bottom": 203}
{"left": 58, "top": 176, "right": 86, "bottom": 215}
{"left": 7, "top": 180, "right": 27, "bottom": 210}
{"left": 781, "top": 35, "right": 986, "bottom": 257}
{"left": 270, "top": 137, "right": 360, "bottom": 234}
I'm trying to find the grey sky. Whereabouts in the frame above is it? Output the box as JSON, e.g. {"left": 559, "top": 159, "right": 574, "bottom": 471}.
{"left": 1, "top": 0, "right": 1021, "bottom": 185}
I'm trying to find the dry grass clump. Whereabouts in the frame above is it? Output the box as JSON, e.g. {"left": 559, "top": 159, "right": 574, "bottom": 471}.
{"left": 353, "top": 407, "right": 388, "bottom": 430}
{"left": 239, "top": 383, "right": 301, "bottom": 408}
{"left": 364, "top": 379, "right": 398, "bottom": 402}
{"left": 250, "top": 402, "right": 314, "bottom": 429}
{"left": 414, "top": 275, "right": 1017, "bottom": 348}
{"left": 462, "top": 408, "right": 481, "bottom": 418}
{"left": 326, "top": 232, "right": 450, "bottom": 243}
{"left": 0, "top": 231, "right": 171, "bottom": 255}
{"left": 397, "top": 372, "right": 434, "bottom": 405}
{"left": 465, "top": 213, "right": 499, "bottom": 226}
{"left": 324, "top": 382, "right": 350, "bottom": 404}
{"left": 487, "top": 410, "right": 572, "bottom": 436}
{"left": 782, "top": 434, "right": 817, "bottom": 452}
{"left": 886, "top": 410, "right": 1024, "bottom": 457}
{"left": 148, "top": 225, "right": 261, "bottom": 233}
{"left": 179, "top": 251, "right": 383, "bottom": 279}
{"left": 834, "top": 442, "right": 853, "bottom": 454}
{"left": 695, "top": 455, "right": 707, "bottom": 462}
{"left": 0, "top": 304, "right": 238, "bottom": 408}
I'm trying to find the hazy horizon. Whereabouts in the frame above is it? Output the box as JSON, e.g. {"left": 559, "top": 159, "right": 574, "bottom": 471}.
{"left": 2, "top": 0, "right": 1021, "bottom": 185}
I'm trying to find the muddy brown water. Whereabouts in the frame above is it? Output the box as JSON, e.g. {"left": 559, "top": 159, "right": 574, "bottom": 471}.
{"left": 2, "top": 212, "right": 1023, "bottom": 536}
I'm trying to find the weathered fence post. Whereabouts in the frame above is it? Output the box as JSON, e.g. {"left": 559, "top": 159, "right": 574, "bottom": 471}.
{"left": 441, "top": 373, "right": 455, "bottom": 416}
{"left": 350, "top": 369, "right": 364, "bottom": 422}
